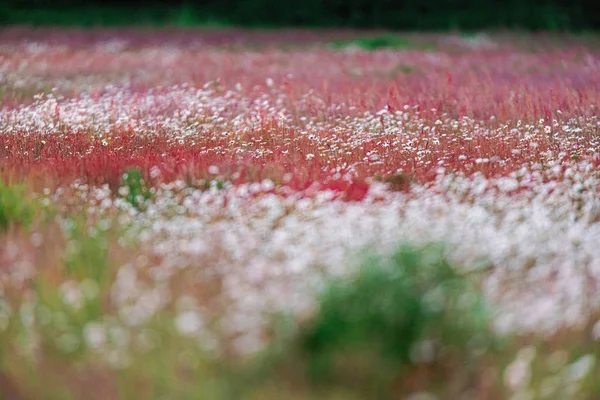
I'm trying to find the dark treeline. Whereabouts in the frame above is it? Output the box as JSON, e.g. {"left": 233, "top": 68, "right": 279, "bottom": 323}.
{"left": 1, "top": 0, "right": 600, "bottom": 30}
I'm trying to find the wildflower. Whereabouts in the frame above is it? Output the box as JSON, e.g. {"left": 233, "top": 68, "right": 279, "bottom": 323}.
{"left": 149, "top": 166, "right": 161, "bottom": 179}
{"left": 83, "top": 322, "right": 107, "bottom": 350}
{"left": 175, "top": 311, "right": 204, "bottom": 336}
{"left": 566, "top": 355, "right": 595, "bottom": 382}
{"left": 59, "top": 281, "right": 83, "bottom": 310}
{"left": 504, "top": 347, "right": 535, "bottom": 390}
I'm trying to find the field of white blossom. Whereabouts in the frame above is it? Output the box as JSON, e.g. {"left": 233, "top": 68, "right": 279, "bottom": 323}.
{"left": 1, "top": 29, "right": 600, "bottom": 399}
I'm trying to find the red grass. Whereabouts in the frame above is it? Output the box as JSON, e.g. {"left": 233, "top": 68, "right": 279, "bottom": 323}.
{"left": 1, "top": 30, "right": 599, "bottom": 199}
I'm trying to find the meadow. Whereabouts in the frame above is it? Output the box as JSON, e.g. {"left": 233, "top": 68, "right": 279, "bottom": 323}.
{"left": 1, "top": 28, "right": 600, "bottom": 399}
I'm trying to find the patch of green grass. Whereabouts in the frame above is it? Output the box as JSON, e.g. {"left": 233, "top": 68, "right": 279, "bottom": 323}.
{"left": 331, "top": 35, "right": 436, "bottom": 51}
{"left": 0, "top": 218, "right": 116, "bottom": 398}
{"left": 62, "top": 219, "right": 111, "bottom": 286}
{"left": 171, "top": 4, "right": 230, "bottom": 28}
{"left": 0, "top": 86, "right": 43, "bottom": 105}
{"left": 25, "top": 219, "right": 116, "bottom": 363}
{"left": 0, "top": 180, "right": 38, "bottom": 232}
{"left": 121, "top": 169, "right": 152, "bottom": 210}
{"left": 248, "top": 243, "right": 502, "bottom": 398}
{"left": 203, "top": 179, "right": 227, "bottom": 191}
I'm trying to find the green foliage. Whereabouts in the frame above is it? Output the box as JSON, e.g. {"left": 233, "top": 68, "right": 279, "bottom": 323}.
{"left": 255, "top": 244, "right": 499, "bottom": 397}
{"left": 332, "top": 35, "right": 436, "bottom": 51}
{"left": 3, "top": 219, "right": 114, "bottom": 372}
{"left": 0, "top": 180, "right": 37, "bottom": 232}
{"left": 62, "top": 219, "right": 111, "bottom": 286}
{"left": 0, "top": 0, "right": 597, "bottom": 30}
{"left": 306, "top": 244, "right": 491, "bottom": 371}
{"left": 122, "top": 169, "right": 152, "bottom": 210}
{"left": 203, "top": 179, "right": 226, "bottom": 191}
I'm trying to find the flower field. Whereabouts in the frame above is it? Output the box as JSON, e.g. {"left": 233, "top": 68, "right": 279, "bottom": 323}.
{"left": 1, "top": 29, "right": 600, "bottom": 399}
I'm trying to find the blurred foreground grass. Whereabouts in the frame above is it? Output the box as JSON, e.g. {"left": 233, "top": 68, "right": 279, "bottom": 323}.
{"left": 0, "top": 180, "right": 600, "bottom": 399}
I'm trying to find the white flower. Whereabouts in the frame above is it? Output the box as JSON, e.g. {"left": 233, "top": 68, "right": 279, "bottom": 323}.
{"left": 83, "top": 322, "right": 107, "bottom": 350}
{"left": 261, "top": 179, "right": 275, "bottom": 191}
{"left": 175, "top": 311, "right": 204, "bottom": 336}
{"left": 59, "top": 281, "right": 83, "bottom": 310}
{"left": 566, "top": 354, "right": 595, "bottom": 382}
{"left": 504, "top": 358, "right": 531, "bottom": 390}
{"left": 150, "top": 166, "right": 161, "bottom": 179}
{"left": 504, "top": 347, "right": 536, "bottom": 390}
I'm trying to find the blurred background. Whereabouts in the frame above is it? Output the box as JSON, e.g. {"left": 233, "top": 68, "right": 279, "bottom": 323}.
{"left": 0, "top": 0, "right": 599, "bottom": 30}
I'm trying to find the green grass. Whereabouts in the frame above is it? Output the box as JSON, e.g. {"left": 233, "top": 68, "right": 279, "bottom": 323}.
{"left": 242, "top": 243, "right": 504, "bottom": 398}
{"left": 0, "top": 180, "right": 38, "bottom": 232}
{"left": 121, "top": 169, "right": 152, "bottom": 211}
{"left": 331, "top": 35, "right": 437, "bottom": 51}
